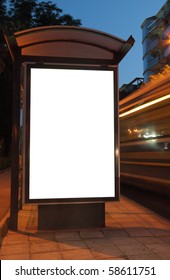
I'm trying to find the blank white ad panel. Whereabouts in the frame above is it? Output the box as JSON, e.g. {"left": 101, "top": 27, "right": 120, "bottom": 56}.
{"left": 29, "top": 68, "right": 115, "bottom": 199}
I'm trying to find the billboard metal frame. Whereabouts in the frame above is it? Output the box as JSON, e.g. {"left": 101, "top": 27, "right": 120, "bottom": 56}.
{"left": 24, "top": 63, "right": 120, "bottom": 204}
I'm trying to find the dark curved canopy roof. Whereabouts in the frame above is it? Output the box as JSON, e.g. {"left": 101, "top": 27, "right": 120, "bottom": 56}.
{"left": 5, "top": 25, "right": 134, "bottom": 65}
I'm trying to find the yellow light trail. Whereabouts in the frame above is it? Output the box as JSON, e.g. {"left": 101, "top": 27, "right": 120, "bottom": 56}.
{"left": 119, "top": 94, "right": 170, "bottom": 118}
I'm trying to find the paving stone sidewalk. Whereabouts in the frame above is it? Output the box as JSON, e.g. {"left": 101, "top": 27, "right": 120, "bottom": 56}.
{"left": 0, "top": 168, "right": 11, "bottom": 243}
{"left": 1, "top": 196, "right": 170, "bottom": 260}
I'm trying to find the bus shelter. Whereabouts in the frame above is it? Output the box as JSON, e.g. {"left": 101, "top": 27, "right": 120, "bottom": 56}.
{"left": 5, "top": 26, "right": 134, "bottom": 230}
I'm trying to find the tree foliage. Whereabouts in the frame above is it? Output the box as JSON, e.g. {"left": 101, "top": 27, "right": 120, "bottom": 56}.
{"left": 0, "top": 0, "right": 6, "bottom": 21}
{"left": 6, "top": 0, "right": 81, "bottom": 32}
{"left": 0, "top": 0, "right": 82, "bottom": 156}
{"left": 33, "top": 1, "right": 63, "bottom": 27}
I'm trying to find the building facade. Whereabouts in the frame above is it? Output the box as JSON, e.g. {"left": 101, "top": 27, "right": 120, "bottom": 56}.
{"left": 141, "top": 0, "right": 170, "bottom": 81}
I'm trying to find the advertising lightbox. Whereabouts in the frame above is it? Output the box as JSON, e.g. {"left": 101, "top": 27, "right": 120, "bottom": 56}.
{"left": 25, "top": 66, "right": 117, "bottom": 203}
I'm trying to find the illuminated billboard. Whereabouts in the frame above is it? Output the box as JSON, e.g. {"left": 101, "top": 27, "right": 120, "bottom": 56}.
{"left": 25, "top": 66, "right": 117, "bottom": 203}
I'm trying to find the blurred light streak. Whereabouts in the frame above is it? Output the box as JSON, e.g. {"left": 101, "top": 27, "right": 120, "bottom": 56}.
{"left": 119, "top": 94, "right": 170, "bottom": 118}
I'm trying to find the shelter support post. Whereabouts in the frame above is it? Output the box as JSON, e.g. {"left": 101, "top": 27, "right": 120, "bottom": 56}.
{"left": 10, "top": 52, "right": 21, "bottom": 230}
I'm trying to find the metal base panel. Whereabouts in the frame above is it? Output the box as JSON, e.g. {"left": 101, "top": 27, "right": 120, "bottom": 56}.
{"left": 38, "top": 203, "right": 105, "bottom": 230}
